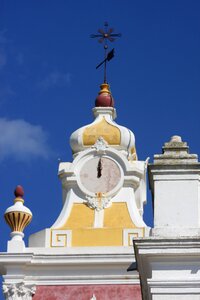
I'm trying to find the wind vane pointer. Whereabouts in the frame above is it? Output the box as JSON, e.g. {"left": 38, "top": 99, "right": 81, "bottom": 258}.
{"left": 96, "top": 48, "right": 115, "bottom": 70}
{"left": 90, "top": 22, "right": 121, "bottom": 83}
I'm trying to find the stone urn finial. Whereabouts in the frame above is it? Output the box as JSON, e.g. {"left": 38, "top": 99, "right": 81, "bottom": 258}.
{"left": 4, "top": 185, "right": 32, "bottom": 242}
{"left": 170, "top": 135, "right": 182, "bottom": 143}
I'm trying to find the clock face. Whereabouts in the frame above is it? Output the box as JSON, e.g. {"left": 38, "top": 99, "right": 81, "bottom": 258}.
{"left": 79, "top": 157, "right": 121, "bottom": 194}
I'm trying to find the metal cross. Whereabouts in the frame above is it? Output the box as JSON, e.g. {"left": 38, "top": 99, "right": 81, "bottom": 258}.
{"left": 90, "top": 22, "right": 121, "bottom": 83}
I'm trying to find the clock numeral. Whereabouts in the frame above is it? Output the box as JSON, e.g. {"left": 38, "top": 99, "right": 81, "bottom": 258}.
{"left": 97, "top": 158, "right": 102, "bottom": 178}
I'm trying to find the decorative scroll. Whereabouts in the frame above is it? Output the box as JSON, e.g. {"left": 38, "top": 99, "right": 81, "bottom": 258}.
{"left": 85, "top": 193, "right": 111, "bottom": 211}
{"left": 3, "top": 282, "right": 36, "bottom": 300}
{"left": 51, "top": 230, "right": 71, "bottom": 247}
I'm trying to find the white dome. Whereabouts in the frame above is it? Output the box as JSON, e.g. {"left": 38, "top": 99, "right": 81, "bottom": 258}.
{"left": 70, "top": 106, "right": 137, "bottom": 160}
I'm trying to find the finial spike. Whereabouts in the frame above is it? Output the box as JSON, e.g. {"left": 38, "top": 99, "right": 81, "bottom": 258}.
{"left": 91, "top": 23, "right": 121, "bottom": 83}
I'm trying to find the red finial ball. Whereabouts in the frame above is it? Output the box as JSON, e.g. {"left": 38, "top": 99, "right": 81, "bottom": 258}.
{"left": 14, "top": 185, "right": 24, "bottom": 198}
{"left": 95, "top": 94, "right": 114, "bottom": 107}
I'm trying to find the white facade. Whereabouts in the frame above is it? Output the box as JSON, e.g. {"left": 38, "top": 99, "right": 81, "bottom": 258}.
{"left": 1, "top": 78, "right": 199, "bottom": 299}
{"left": 134, "top": 135, "right": 200, "bottom": 300}
{"left": 29, "top": 104, "right": 149, "bottom": 248}
{"left": 134, "top": 238, "right": 200, "bottom": 300}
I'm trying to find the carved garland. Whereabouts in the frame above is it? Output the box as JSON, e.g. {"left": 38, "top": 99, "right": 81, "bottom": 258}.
{"left": 3, "top": 282, "right": 36, "bottom": 300}
{"left": 85, "top": 193, "right": 111, "bottom": 211}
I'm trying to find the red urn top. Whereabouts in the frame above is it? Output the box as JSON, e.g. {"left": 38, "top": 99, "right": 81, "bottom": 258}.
{"left": 95, "top": 83, "right": 114, "bottom": 107}
{"left": 14, "top": 185, "right": 24, "bottom": 198}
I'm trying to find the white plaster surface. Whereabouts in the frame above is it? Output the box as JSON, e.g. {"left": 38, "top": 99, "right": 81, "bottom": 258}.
{"left": 151, "top": 296, "right": 200, "bottom": 300}
{"left": 134, "top": 238, "right": 200, "bottom": 300}
{"left": 135, "top": 138, "right": 200, "bottom": 299}
{"left": 149, "top": 137, "right": 200, "bottom": 237}
{"left": 0, "top": 247, "right": 139, "bottom": 287}
{"left": 154, "top": 179, "right": 199, "bottom": 228}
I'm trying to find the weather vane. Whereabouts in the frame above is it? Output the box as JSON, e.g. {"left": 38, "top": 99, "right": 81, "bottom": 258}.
{"left": 90, "top": 22, "right": 121, "bottom": 83}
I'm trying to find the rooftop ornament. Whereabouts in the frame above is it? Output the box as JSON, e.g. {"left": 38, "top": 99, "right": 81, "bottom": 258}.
{"left": 90, "top": 21, "right": 121, "bottom": 83}
{"left": 4, "top": 185, "right": 32, "bottom": 244}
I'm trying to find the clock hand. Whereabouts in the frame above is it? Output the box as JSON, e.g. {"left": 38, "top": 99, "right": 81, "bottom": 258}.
{"left": 97, "top": 158, "right": 102, "bottom": 178}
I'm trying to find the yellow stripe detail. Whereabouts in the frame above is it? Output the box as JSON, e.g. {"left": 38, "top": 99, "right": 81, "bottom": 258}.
{"left": 4, "top": 212, "right": 32, "bottom": 232}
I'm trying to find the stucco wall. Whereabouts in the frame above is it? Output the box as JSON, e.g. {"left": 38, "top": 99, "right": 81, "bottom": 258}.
{"left": 33, "top": 284, "right": 142, "bottom": 300}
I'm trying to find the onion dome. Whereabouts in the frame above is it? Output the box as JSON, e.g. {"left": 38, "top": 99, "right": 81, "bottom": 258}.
{"left": 4, "top": 185, "right": 32, "bottom": 240}
{"left": 95, "top": 83, "right": 114, "bottom": 107}
{"left": 70, "top": 84, "right": 137, "bottom": 160}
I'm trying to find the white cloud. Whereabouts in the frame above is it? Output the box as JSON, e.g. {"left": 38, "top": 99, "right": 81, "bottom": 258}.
{"left": 0, "top": 118, "right": 51, "bottom": 162}
{"left": 38, "top": 71, "right": 71, "bottom": 89}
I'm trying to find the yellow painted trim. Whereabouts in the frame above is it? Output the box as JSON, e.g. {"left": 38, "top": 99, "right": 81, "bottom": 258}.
{"left": 83, "top": 117, "right": 121, "bottom": 146}
{"left": 57, "top": 203, "right": 94, "bottom": 229}
{"left": 104, "top": 202, "right": 136, "bottom": 228}
{"left": 14, "top": 197, "right": 24, "bottom": 204}
{"left": 71, "top": 228, "right": 123, "bottom": 246}
{"left": 130, "top": 147, "right": 138, "bottom": 161}
{"left": 53, "top": 202, "right": 140, "bottom": 247}
{"left": 98, "top": 83, "right": 111, "bottom": 95}
{"left": 127, "top": 229, "right": 145, "bottom": 246}
{"left": 50, "top": 233, "right": 68, "bottom": 247}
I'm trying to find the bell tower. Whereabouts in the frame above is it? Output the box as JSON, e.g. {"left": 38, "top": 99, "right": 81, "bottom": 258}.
{"left": 29, "top": 82, "right": 149, "bottom": 249}
{"left": 0, "top": 24, "right": 149, "bottom": 300}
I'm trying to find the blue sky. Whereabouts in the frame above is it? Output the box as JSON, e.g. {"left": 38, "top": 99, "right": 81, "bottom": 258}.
{"left": 0, "top": 1, "right": 200, "bottom": 293}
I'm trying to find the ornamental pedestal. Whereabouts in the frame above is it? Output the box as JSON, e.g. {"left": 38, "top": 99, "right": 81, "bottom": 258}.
{"left": 4, "top": 186, "right": 32, "bottom": 252}
{"left": 149, "top": 135, "right": 200, "bottom": 237}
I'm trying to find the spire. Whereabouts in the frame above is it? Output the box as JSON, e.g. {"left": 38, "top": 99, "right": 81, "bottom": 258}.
{"left": 90, "top": 22, "right": 121, "bottom": 83}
